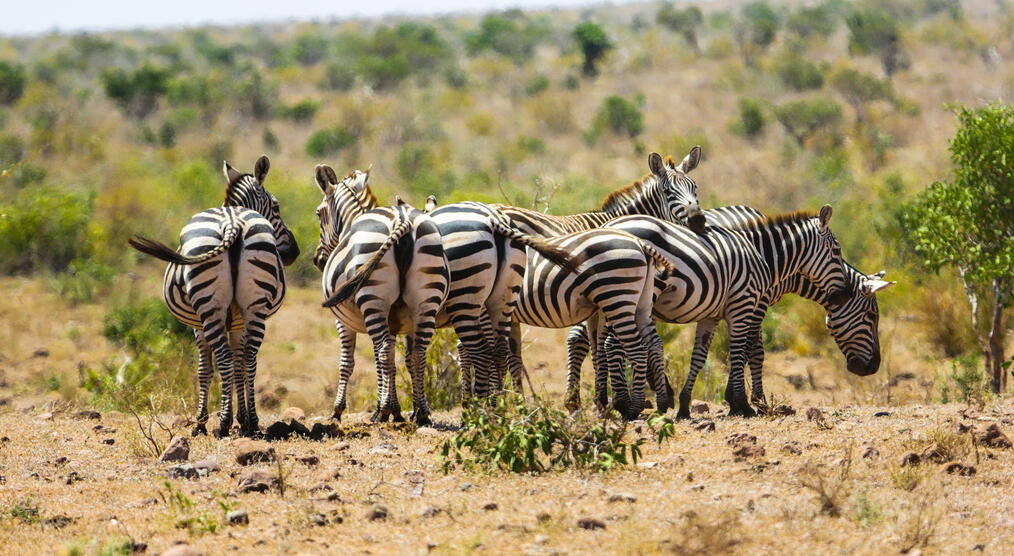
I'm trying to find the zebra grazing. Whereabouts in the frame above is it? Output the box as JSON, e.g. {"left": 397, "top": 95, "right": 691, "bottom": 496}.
{"left": 508, "top": 227, "right": 679, "bottom": 420}
{"left": 128, "top": 156, "right": 299, "bottom": 437}
{"left": 563, "top": 206, "right": 895, "bottom": 412}
{"left": 485, "top": 148, "right": 706, "bottom": 395}
{"left": 312, "top": 166, "right": 576, "bottom": 424}
{"left": 592, "top": 207, "right": 850, "bottom": 417}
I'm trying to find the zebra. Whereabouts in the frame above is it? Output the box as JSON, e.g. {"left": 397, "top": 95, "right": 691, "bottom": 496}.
{"left": 508, "top": 227, "right": 679, "bottom": 419}
{"left": 312, "top": 165, "right": 576, "bottom": 424}
{"left": 589, "top": 207, "right": 851, "bottom": 417}
{"left": 563, "top": 206, "right": 895, "bottom": 413}
{"left": 484, "top": 148, "right": 706, "bottom": 395}
{"left": 128, "top": 155, "right": 299, "bottom": 437}
{"left": 426, "top": 147, "right": 704, "bottom": 400}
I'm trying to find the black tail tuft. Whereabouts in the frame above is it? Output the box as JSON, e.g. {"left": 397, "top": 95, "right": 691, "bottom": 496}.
{"left": 128, "top": 236, "right": 193, "bottom": 265}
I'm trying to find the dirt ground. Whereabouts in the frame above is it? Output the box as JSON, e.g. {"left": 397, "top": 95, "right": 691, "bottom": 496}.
{"left": 1, "top": 399, "right": 1013, "bottom": 555}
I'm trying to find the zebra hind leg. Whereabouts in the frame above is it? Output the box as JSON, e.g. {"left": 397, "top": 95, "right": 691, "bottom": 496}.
{"left": 370, "top": 332, "right": 402, "bottom": 423}
{"left": 407, "top": 331, "right": 434, "bottom": 427}
{"left": 564, "top": 324, "right": 590, "bottom": 411}
{"left": 192, "top": 330, "right": 213, "bottom": 437}
{"left": 229, "top": 330, "right": 248, "bottom": 433}
{"left": 240, "top": 316, "right": 268, "bottom": 436}
{"left": 677, "top": 320, "right": 717, "bottom": 420}
{"left": 331, "top": 324, "right": 357, "bottom": 422}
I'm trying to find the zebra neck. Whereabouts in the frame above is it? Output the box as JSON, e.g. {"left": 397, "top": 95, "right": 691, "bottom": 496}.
{"left": 741, "top": 222, "right": 818, "bottom": 288}
{"left": 794, "top": 263, "right": 866, "bottom": 309}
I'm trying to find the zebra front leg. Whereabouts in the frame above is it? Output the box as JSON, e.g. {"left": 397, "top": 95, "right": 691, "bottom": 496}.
{"left": 192, "top": 330, "right": 213, "bottom": 437}
{"left": 678, "top": 320, "right": 717, "bottom": 420}
{"left": 643, "top": 323, "right": 673, "bottom": 413}
{"left": 205, "top": 325, "right": 235, "bottom": 438}
{"left": 371, "top": 331, "right": 402, "bottom": 423}
{"left": 747, "top": 328, "right": 766, "bottom": 408}
{"left": 407, "top": 327, "right": 435, "bottom": 427}
{"left": 451, "top": 313, "right": 493, "bottom": 401}
{"left": 504, "top": 323, "right": 528, "bottom": 401}
{"left": 331, "top": 323, "right": 357, "bottom": 422}
{"left": 565, "top": 323, "right": 590, "bottom": 411}
{"left": 602, "top": 330, "right": 631, "bottom": 416}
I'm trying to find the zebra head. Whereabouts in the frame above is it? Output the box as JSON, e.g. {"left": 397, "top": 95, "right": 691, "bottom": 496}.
{"left": 827, "top": 270, "right": 896, "bottom": 376}
{"left": 648, "top": 146, "right": 706, "bottom": 234}
{"left": 800, "top": 205, "right": 851, "bottom": 307}
{"left": 223, "top": 155, "right": 300, "bottom": 266}
{"left": 312, "top": 164, "right": 377, "bottom": 272}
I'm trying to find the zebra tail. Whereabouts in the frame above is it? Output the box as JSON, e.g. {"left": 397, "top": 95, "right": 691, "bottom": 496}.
{"left": 322, "top": 215, "right": 413, "bottom": 308}
{"left": 490, "top": 221, "right": 581, "bottom": 274}
{"left": 128, "top": 220, "right": 241, "bottom": 266}
{"left": 638, "top": 241, "right": 677, "bottom": 280}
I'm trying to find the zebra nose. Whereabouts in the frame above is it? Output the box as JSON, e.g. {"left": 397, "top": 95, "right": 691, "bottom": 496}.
{"left": 847, "top": 355, "right": 879, "bottom": 376}
{"left": 686, "top": 203, "right": 706, "bottom": 234}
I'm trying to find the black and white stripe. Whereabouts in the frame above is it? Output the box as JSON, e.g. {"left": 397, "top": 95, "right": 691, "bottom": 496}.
{"left": 128, "top": 156, "right": 299, "bottom": 437}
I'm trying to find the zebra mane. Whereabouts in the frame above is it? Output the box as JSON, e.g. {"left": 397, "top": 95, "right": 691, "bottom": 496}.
{"left": 339, "top": 171, "right": 379, "bottom": 210}
{"left": 740, "top": 210, "right": 818, "bottom": 231}
{"left": 664, "top": 155, "right": 677, "bottom": 168}
{"left": 600, "top": 173, "right": 658, "bottom": 212}
{"left": 224, "top": 173, "right": 257, "bottom": 205}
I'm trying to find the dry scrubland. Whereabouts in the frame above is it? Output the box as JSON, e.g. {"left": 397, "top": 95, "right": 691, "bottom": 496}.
{"left": 2, "top": 0, "right": 1014, "bottom": 553}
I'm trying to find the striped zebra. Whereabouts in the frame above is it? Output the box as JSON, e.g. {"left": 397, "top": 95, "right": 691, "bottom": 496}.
{"left": 508, "top": 227, "right": 679, "bottom": 419}
{"left": 427, "top": 147, "right": 705, "bottom": 400}
{"left": 312, "top": 166, "right": 576, "bottom": 424}
{"left": 591, "top": 207, "right": 851, "bottom": 417}
{"left": 564, "top": 206, "right": 895, "bottom": 413}
{"left": 128, "top": 156, "right": 299, "bottom": 437}
{"left": 487, "top": 148, "right": 706, "bottom": 394}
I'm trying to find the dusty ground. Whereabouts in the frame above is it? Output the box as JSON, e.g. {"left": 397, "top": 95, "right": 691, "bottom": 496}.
{"left": 1, "top": 400, "right": 1013, "bottom": 555}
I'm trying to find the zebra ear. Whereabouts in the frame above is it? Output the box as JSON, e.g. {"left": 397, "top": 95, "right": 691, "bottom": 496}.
{"left": 254, "top": 155, "right": 270, "bottom": 183}
{"left": 314, "top": 164, "right": 335, "bottom": 194}
{"left": 862, "top": 276, "right": 896, "bottom": 295}
{"left": 677, "top": 145, "right": 701, "bottom": 173}
{"left": 223, "top": 161, "right": 242, "bottom": 184}
{"left": 818, "top": 204, "right": 832, "bottom": 231}
{"left": 425, "top": 195, "right": 437, "bottom": 212}
{"left": 648, "top": 152, "right": 665, "bottom": 177}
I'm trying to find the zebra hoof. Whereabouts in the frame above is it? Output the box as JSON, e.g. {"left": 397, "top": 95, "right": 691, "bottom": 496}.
{"left": 369, "top": 410, "right": 383, "bottom": 423}
{"left": 564, "top": 397, "right": 581, "bottom": 412}
{"left": 675, "top": 408, "right": 691, "bottom": 421}
{"left": 391, "top": 412, "right": 406, "bottom": 423}
{"left": 410, "top": 411, "right": 432, "bottom": 427}
{"left": 191, "top": 424, "right": 208, "bottom": 437}
{"left": 612, "top": 397, "right": 632, "bottom": 417}
{"left": 213, "top": 426, "right": 231, "bottom": 439}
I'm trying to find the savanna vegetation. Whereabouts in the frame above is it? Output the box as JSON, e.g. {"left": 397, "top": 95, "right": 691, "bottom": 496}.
{"left": 2, "top": 0, "right": 1014, "bottom": 553}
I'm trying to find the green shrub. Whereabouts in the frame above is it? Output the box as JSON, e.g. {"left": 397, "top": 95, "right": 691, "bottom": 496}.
{"left": 52, "top": 259, "right": 116, "bottom": 305}
{"left": 101, "top": 64, "right": 171, "bottom": 119}
{"left": 305, "top": 125, "right": 356, "bottom": 158}
{"left": 440, "top": 396, "right": 645, "bottom": 473}
{"left": 524, "top": 74, "right": 550, "bottom": 96}
{"left": 657, "top": 4, "right": 704, "bottom": 53}
{"left": 774, "top": 98, "right": 843, "bottom": 147}
{"left": 736, "top": 2, "right": 780, "bottom": 64}
{"left": 158, "top": 121, "right": 176, "bottom": 147}
{"left": 466, "top": 12, "right": 548, "bottom": 64}
{"left": 0, "top": 187, "right": 95, "bottom": 274}
{"left": 732, "top": 97, "right": 767, "bottom": 139}
{"left": 846, "top": 6, "right": 904, "bottom": 77}
{"left": 322, "top": 61, "right": 356, "bottom": 91}
{"left": 573, "top": 22, "right": 613, "bottom": 77}
{"left": 786, "top": 5, "right": 836, "bottom": 39}
{"left": 0, "top": 132, "right": 26, "bottom": 168}
{"left": 778, "top": 55, "right": 824, "bottom": 91}
{"left": 356, "top": 54, "right": 410, "bottom": 91}
{"left": 1, "top": 162, "right": 46, "bottom": 188}
{"left": 0, "top": 61, "right": 27, "bottom": 105}
{"left": 279, "top": 98, "right": 320, "bottom": 122}
{"left": 587, "top": 95, "right": 644, "bottom": 143}
{"left": 938, "top": 354, "right": 988, "bottom": 405}
{"left": 291, "top": 33, "right": 329, "bottom": 66}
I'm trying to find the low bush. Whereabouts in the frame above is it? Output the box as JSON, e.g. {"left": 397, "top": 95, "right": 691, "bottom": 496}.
{"left": 305, "top": 125, "right": 356, "bottom": 158}
{"left": 0, "top": 187, "right": 95, "bottom": 274}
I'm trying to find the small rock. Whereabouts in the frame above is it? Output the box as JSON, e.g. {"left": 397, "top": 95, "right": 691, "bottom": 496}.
{"left": 38, "top": 412, "right": 54, "bottom": 421}
{"left": 733, "top": 445, "right": 765, "bottom": 458}
{"left": 458, "top": 482, "right": 473, "bottom": 492}
{"left": 162, "top": 543, "right": 204, "bottom": 556}
{"left": 861, "top": 445, "right": 879, "bottom": 459}
{"left": 308, "top": 422, "right": 340, "bottom": 440}
{"left": 901, "top": 452, "right": 922, "bottom": 467}
{"left": 308, "top": 482, "right": 333, "bottom": 493}
{"left": 42, "top": 515, "right": 73, "bottom": 528}
{"left": 636, "top": 461, "right": 658, "bottom": 469}
{"left": 370, "top": 442, "right": 397, "bottom": 455}
{"left": 279, "top": 407, "right": 305, "bottom": 421}
{"left": 259, "top": 392, "right": 281, "bottom": 410}
{"left": 692, "top": 419, "right": 715, "bottom": 432}
{"left": 367, "top": 505, "right": 389, "bottom": 521}
{"left": 297, "top": 455, "right": 320, "bottom": 466}
{"left": 51, "top": 456, "right": 69, "bottom": 466}
{"left": 159, "top": 437, "right": 190, "bottom": 463}
{"left": 167, "top": 465, "right": 199, "bottom": 480}
{"left": 171, "top": 416, "right": 193, "bottom": 429}
{"left": 101, "top": 438, "right": 115, "bottom": 445}
{"left": 32, "top": 348, "right": 50, "bottom": 358}
{"left": 534, "top": 534, "right": 550, "bottom": 545}
{"left": 234, "top": 439, "right": 275, "bottom": 465}
{"left": 236, "top": 469, "right": 279, "bottom": 494}
{"left": 944, "top": 462, "right": 976, "bottom": 476}
{"left": 536, "top": 512, "right": 552, "bottom": 523}
{"left": 74, "top": 410, "right": 101, "bottom": 420}
{"left": 419, "top": 506, "right": 442, "bottom": 518}
{"left": 976, "top": 424, "right": 1012, "bottom": 449}
{"left": 482, "top": 502, "right": 498, "bottom": 511}
{"left": 65, "top": 471, "right": 83, "bottom": 485}
{"left": 415, "top": 426, "right": 440, "bottom": 436}
{"left": 780, "top": 442, "right": 802, "bottom": 456}
{"left": 726, "top": 432, "right": 757, "bottom": 446}
{"left": 191, "top": 459, "right": 220, "bottom": 477}
{"left": 577, "top": 517, "right": 606, "bottom": 530}
{"left": 309, "top": 513, "right": 328, "bottom": 526}
{"left": 264, "top": 420, "right": 294, "bottom": 440}
{"left": 333, "top": 441, "right": 351, "bottom": 451}
{"left": 607, "top": 492, "right": 637, "bottom": 503}
{"left": 770, "top": 405, "right": 797, "bottom": 416}
{"left": 873, "top": 411, "right": 891, "bottom": 417}
{"left": 691, "top": 402, "right": 709, "bottom": 414}
{"left": 805, "top": 407, "right": 823, "bottom": 422}
{"left": 920, "top": 443, "right": 952, "bottom": 464}
{"left": 227, "top": 510, "right": 249, "bottom": 525}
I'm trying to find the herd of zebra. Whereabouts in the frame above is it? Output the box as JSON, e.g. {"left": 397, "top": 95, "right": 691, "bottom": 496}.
{"left": 129, "top": 148, "right": 895, "bottom": 438}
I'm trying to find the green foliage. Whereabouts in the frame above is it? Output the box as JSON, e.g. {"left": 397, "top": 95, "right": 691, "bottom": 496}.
{"left": 102, "top": 298, "right": 190, "bottom": 353}
{"left": 732, "top": 97, "right": 767, "bottom": 139}
{"left": 466, "top": 12, "right": 548, "bottom": 64}
{"left": 736, "top": 2, "right": 780, "bottom": 64}
{"left": 234, "top": 72, "right": 276, "bottom": 119}
{"left": 305, "top": 125, "right": 356, "bottom": 158}
{"left": 0, "top": 132, "right": 26, "bottom": 169}
{"left": 354, "top": 23, "right": 455, "bottom": 90}
{"left": 440, "top": 396, "right": 643, "bottom": 474}
{"left": 291, "top": 33, "right": 329, "bottom": 66}
{"left": 774, "top": 98, "right": 843, "bottom": 147}
{"left": 0, "top": 61, "right": 27, "bottom": 105}
{"left": 846, "top": 6, "right": 904, "bottom": 77}
{"left": 657, "top": 4, "right": 704, "bottom": 53}
{"left": 586, "top": 95, "right": 644, "bottom": 143}
{"left": 938, "top": 354, "right": 987, "bottom": 405}
{"left": 162, "top": 481, "right": 234, "bottom": 535}
{"left": 572, "top": 22, "right": 613, "bottom": 77}
{"left": 419, "top": 328, "right": 461, "bottom": 411}
{"left": 356, "top": 54, "right": 410, "bottom": 91}
{"left": 279, "top": 98, "right": 320, "bottom": 122}
{"left": 777, "top": 55, "right": 824, "bottom": 91}
{"left": 0, "top": 187, "right": 95, "bottom": 274}
{"left": 52, "top": 259, "right": 116, "bottom": 305}
{"left": 322, "top": 61, "right": 356, "bottom": 91}
{"left": 828, "top": 65, "right": 893, "bottom": 118}
{"left": 786, "top": 4, "right": 837, "bottom": 39}
{"left": 101, "top": 64, "right": 172, "bottom": 119}
{"left": 524, "top": 74, "right": 550, "bottom": 96}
